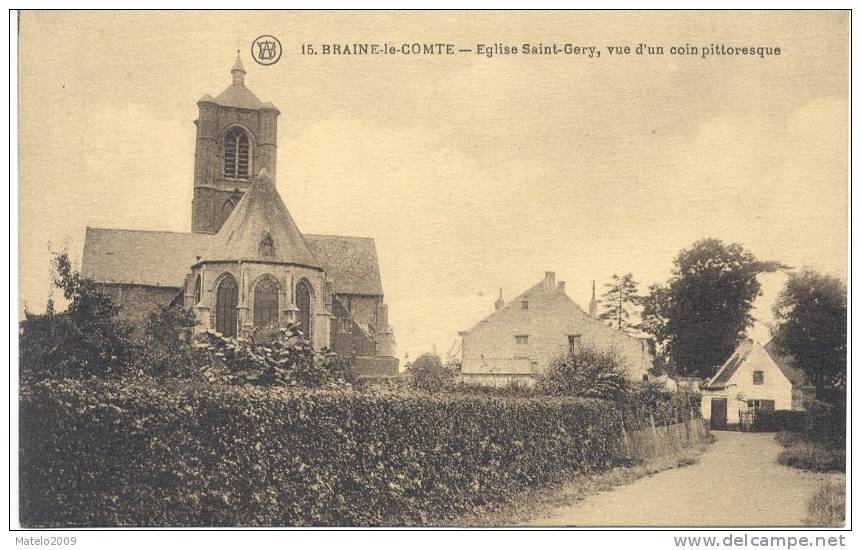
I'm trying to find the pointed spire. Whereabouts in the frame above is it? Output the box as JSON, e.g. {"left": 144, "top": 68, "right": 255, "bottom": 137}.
{"left": 231, "top": 50, "right": 246, "bottom": 86}
{"left": 589, "top": 279, "right": 599, "bottom": 317}
{"left": 494, "top": 288, "right": 505, "bottom": 310}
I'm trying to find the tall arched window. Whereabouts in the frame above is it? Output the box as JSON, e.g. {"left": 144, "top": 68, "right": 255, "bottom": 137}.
{"left": 215, "top": 274, "right": 238, "bottom": 337}
{"left": 193, "top": 274, "right": 201, "bottom": 305}
{"left": 296, "top": 279, "right": 313, "bottom": 338}
{"left": 253, "top": 277, "right": 279, "bottom": 328}
{"left": 223, "top": 127, "right": 250, "bottom": 179}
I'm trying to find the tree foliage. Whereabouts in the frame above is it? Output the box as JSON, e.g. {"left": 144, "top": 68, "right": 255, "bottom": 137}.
{"left": 20, "top": 251, "right": 136, "bottom": 382}
{"left": 597, "top": 272, "right": 641, "bottom": 333}
{"left": 640, "top": 238, "right": 785, "bottom": 378}
{"left": 770, "top": 269, "right": 846, "bottom": 402}
{"left": 406, "top": 352, "right": 457, "bottom": 392}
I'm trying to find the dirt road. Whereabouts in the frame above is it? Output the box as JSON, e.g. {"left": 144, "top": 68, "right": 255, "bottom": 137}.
{"left": 525, "top": 431, "right": 841, "bottom": 527}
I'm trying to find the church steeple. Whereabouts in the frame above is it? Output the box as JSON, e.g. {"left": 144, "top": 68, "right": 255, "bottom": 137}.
{"left": 494, "top": 288, "right": 505, "bottom": 310}
{"left": 589, "top": 280, "right": 598, "bottom": 317}
{"left": 231, "top": 50, "right": 246, "bottom": 86}
{"left": 191, "top": 52, "right": 280, "bottom": 234}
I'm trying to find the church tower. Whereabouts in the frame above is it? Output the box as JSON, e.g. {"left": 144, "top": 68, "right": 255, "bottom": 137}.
{"left": 191, "top": 52, "right": 280, "bottom": 233}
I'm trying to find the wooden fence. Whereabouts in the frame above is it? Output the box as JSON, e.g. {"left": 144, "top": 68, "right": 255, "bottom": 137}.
{"left": 618, "top": 413, "right": 709, "bottom": 461}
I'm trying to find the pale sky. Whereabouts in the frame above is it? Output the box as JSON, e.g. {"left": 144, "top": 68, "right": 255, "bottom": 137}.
{"left": 18, "top": 11, "right": 848, "bottom": 360}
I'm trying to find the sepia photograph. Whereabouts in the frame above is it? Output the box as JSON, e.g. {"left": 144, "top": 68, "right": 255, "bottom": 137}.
{"left": 12, "top": 9, "right": 850, "bottom": 532}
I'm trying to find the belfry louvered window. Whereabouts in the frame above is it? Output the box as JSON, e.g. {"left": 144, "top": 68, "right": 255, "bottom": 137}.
{"left": 224, "top": 127, "right": 250, "bottom": 179}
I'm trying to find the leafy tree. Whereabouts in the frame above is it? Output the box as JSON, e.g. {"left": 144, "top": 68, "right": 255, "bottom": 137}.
{"left": 640, "top": 239, "right": 785, "bottom": 378}
{"left": 770, "top": 269, "right": 846, "bottom": 402}
{"left": 407, "top": 352, "right": 456, "bottom": 392}
{"left": 20, "top": 251, "right": 136, "bottom": 381}
{"left": 536, "top": 344, "right": 630, "bottom": 400}
{"left": 598, "top": 273, "right": 641, "bottom": 333}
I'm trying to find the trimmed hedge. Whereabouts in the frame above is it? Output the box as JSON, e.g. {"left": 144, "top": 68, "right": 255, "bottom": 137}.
{"left": 21, "top": 378, "right": 627, "bottom": 527}
{"left": 753, "top": 409, "right": 808, "bottom": 433}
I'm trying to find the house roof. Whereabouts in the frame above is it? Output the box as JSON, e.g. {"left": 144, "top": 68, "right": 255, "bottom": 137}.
{"left": 462, "top": 272, "right": 648, "bottom": 346}
{"left": 702, "top": 339, "right": 794, "bottom": 390}
{"left": 201, "top": 169, "right": 320, "bottom": 269}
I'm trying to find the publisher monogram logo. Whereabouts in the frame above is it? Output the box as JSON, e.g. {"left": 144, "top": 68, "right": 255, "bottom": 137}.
{"left": 251, "top": 35, "right": 282, "bottom": 66}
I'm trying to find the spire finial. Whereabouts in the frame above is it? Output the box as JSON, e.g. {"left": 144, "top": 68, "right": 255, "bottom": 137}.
{"left": 589, "top": 279, "right": 598, "bottom": 317}
{"left": 231, "top": 50, "right": 246, "bottom": 85}
{"left": 494, "top": 287, "right": 505, "bottom": 311}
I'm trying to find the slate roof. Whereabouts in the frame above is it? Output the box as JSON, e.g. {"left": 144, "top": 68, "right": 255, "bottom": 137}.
{"left": 305, "top": 234, "right": 384, "bottom": 296}
{"left": 201, "top": 170, "right": 320, "bottom": 268}
{"left": 81, "top": 228, "right": 212, "bottom": 288}
{"left": 82, "top": 226, "right": 384, "bottom": 296}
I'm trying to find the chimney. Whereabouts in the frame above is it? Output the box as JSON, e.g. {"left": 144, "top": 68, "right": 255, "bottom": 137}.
{"left": 558, "top": 281, "right": 566, "bottom": 292}
{"left": 544, "top": 271, "right": 556, "bottom": 288}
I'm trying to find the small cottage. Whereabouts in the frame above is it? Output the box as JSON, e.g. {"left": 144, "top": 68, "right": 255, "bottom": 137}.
{"left": 700, "top": 339, "right": 796, "bottom": 429}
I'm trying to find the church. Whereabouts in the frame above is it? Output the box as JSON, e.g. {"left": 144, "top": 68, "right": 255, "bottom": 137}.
{"left": 81, "top": 53, "right": 397, "bottom": 372}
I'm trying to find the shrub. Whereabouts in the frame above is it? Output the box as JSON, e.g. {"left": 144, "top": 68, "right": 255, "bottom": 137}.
{"left": 806, "top": 480, "right": 845, "bottom": 527}
{"left": 406, "top": 352, "right": 456, "bottom": 393}
{"left": 536, "top": 345, "right": 631, "bottom": 400}
{"left": 20, "top": 378, "right": 625, "bottom": 527}
{"left": 138, "top": 303, "right": 201, "bottom": 379}
{"left": 776, "top": 431, "right": 845, "bottom": 472}
{"left": 808, "top": 399, "right": 846, "bottom": 445}
{"left": 194, "top": 324, "right": 350, "bottom": 388}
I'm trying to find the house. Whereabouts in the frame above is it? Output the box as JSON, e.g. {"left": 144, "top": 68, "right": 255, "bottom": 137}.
{"left": 700, "top": 339, "right": 799, "bottom": 429}
{"left": 80, "top": 53, "right": 397, "bottom": 372}
{"left": 459, "top": 271, "right": 653, "bottom": 385}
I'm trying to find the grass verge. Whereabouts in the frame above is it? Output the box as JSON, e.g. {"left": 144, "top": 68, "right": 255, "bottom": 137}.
{"left": 443, "top": 440, "right": 711, "bottom": 527}
{"left": 806, "top": 478, "right": 846, "bottom": 527}
{"left": 775, "top": 432, "right": 845, "bottom": 472}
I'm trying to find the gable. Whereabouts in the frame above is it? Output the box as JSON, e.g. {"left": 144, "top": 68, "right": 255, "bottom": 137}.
{"left": 704, "top": 340, "right": 792, "bottom": 390}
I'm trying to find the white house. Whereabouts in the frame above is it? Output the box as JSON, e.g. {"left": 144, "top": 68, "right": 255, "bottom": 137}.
{"left": 700, "top": 339, "right": 794, "bottom": 429}
{"left": 459, "top": 271, "right": 653, "bottom": 386}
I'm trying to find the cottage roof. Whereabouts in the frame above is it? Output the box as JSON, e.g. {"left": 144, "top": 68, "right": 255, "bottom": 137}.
{"left": 764, "top": 339, "right": 812, "bottom": 388}
{"left": 82, "top": 228, "right": 384, "bottom": 296}
{"left": 200, "top": 169, "right": 321, "bottom": 269}
{"left": 702, "top": 339, "right": 793, "bottom": 390}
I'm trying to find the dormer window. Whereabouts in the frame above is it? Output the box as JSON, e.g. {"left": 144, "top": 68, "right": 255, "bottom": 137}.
{"left": 260, "top": 233, "right": 274, "bottom": 257}
{"left": 224, "top": 127, "right": 250, "bottom": 179}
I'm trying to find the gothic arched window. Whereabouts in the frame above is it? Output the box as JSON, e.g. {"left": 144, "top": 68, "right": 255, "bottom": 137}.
{"left": 224, "top": 127, "right": 250, "bottom": 179}
{"left": 253, "top": 277, "right": 279, "bottom": 328}
{"left": 222, "top": 199, "right": 237, "bottom": 226}
{"left": 296, "top": 279, "right": 313, "bottom": 338}
{"left": 260, "top": 234, "right": 274, "bottom": 257}
{"left": 215, "top": 274, "right": 238, "bottom": 338}
{"left": 193, "top": 274, "right": 201, "bottom": 305}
